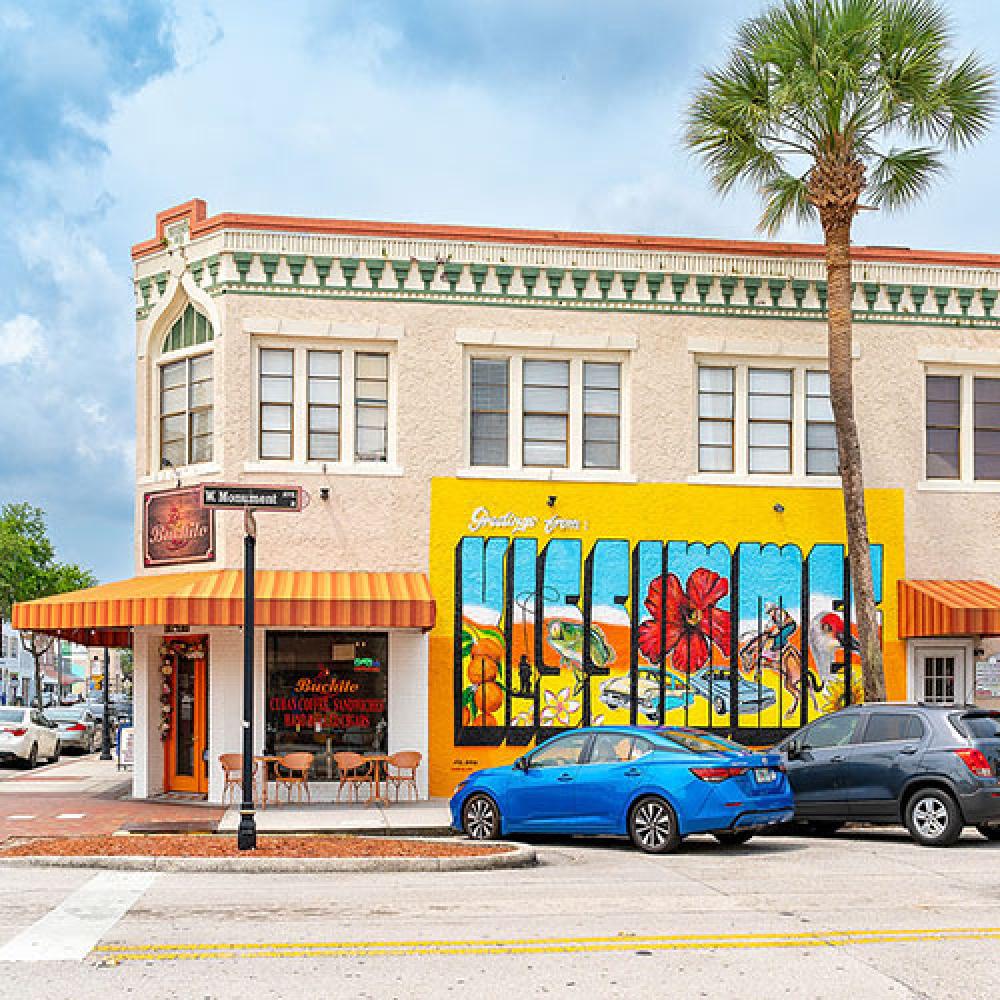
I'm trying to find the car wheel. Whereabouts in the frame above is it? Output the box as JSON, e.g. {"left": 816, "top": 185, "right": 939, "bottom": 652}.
{"left": 976, "top": 823, "right": 1000, "bottom": 842}
{"left": 48, "top": 741, "right": 61, "bottom": 764}
{"left": 712, "top": 696, "right": 727, "bottom": 715}
{"left": 905, "top": 789, "right": 963, "bottom": 847}
{"left": 714, "top": 831, "right": 753, "bottom": 847}
{"left": 629, "top": 795, "right": 681, "bottom": 854}
{"left": 462, "top": 794, "right": 501, "bottom": 841}
{"left": 25, "top": 743, "right": 38, "bottom": 770}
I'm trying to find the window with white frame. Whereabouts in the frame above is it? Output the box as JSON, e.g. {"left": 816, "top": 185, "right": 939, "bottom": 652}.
{"left": 255, "top": 344, "right": 393, "bottom": 466}
{"left": 159, "top": 353, "right": 213, "bottom": 469}
{"left": 925, "top": 370, "right": 1000, "bottom": 482}
{"left": 468, "top": 353, "right": 624, "bottom": 472}
{"left": 697, "top": 362, "right": 837, "bottom": 478}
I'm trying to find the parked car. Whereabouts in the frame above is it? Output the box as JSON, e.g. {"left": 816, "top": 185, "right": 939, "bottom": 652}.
{"left": 46, "top": 705, "right": 98, "bottom": 754}
{"left": 450, "top": 725, "right": 793, "bottom": 853}
{"left": 110, "top": 696, "right": 133, "bottom": 727}
{"left": 689, "top": 667, "right": 777, "bottom": 715}
{"left": 775, "top": 703, "right": 1000, "bottom": 847}
{"left": 599, "top": 668, "right": 694, "bottom": 721}
{"left": 0, "top": 707, "right": 62, "bottom": 768}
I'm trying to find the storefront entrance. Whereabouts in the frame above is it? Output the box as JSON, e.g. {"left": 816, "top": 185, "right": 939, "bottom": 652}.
{"left": 266, "top": 631, "right": 388, "bottom": 780}
{"left": 163, "top": 636, "right": 209, "bottom": 795}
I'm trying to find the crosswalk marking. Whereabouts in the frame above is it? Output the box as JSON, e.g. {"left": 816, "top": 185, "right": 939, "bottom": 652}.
{"left": 55, "top": 813, "right": 85, "bottom": 819}
{"left": 0, "top": 871, "right": 157, "bottom": 962}
{"left": 6, "top": 815, "right": 35, "bottom": 820}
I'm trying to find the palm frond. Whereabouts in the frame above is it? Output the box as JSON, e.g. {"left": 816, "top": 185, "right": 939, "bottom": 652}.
{"left": 867, "top": 146, "right": 944, "bottom": 210}
{"left": 758, "top": 171, "right": 816, "bottom": 234}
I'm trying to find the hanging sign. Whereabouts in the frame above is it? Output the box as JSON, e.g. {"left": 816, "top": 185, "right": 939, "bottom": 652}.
{"left": 144, "top": 487, "right": 215, "bottom": 567}
{"left": 975, "top": 658, "right": 1000, "bottom": 699}
{"left": 201, "top": 484, "right": 302, "bottom": 511}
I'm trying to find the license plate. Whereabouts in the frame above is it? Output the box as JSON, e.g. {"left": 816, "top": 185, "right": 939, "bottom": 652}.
{"left": 754, "top": 768, "right": 777, "bottom": 783}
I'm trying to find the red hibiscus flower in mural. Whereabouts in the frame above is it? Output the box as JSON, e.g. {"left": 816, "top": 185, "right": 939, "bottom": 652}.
{"left": 638, "top": 568, "right": 731, "bottom": 674}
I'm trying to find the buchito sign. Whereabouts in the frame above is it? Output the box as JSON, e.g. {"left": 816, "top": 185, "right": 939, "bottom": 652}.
{"left": 143, "top": 487, "right": 215, "bottom": 567}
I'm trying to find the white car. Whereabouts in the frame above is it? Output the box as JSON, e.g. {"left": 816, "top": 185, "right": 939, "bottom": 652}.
{"left": 0, "top": 707, "right": 62, "bottom": 768}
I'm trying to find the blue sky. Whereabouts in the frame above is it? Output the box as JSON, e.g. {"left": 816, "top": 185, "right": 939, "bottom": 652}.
{"left": 0, "top": 0, "right": 997, "bottom": 583}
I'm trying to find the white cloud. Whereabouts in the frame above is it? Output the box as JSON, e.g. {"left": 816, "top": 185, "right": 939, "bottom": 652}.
{"left": 0, "top": 314, "right": 45, "bottom": 365}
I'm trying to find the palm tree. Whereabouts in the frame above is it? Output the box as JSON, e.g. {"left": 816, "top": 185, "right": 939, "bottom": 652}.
{"left": 684, "top": 0, "right": 995, "bottom": 702}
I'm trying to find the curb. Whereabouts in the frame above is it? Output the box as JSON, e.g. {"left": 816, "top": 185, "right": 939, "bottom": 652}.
{"left": 0, "top": 842, "right": 536, "bottom": 873}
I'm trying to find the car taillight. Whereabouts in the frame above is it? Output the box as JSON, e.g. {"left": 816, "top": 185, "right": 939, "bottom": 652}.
{"left": 2, "top": 727, "right": 27, "bottom": 737}
{"left": 67, "top": 723, "right": 86, "bottom": 731}
{"left": 690, "top": 766, "right": 749, "bottom": 782}
{"left": 954, "top": 748, "right": 994, "bottom": 778}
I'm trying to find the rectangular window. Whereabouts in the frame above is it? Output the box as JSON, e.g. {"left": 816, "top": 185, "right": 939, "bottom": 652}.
{"left": 470, "top": 358, "right": 509, "bottom": 466}
{"left": 925, "top": 374, "right": 961, "bottom": 479}
{"left": 523, "top": 359, "right": 569, "bottom": 467}
{"left": 698, "top": 366, "right": 734, "bottom": 472}
{"left": 355, "top": 352, "right": 388, "bottom": 462}
{"left": 583, "top": 362, "right": 620, "bottom": 469}
{"left": 974, "top": 377, "right": 1000, "bottom": 480}
{"left": 307, "top": 350, "right": 341, "bottom": 461}
{"left": 805, "top": 371, "right": 838, "bottom": 475}
{"left": 259, "top": 348, "right": 294, "bottom": 460}
{"left": 748, "top": 368, "right": 792, "bottom": 474}
{"left": 159, "top": 353, "right": 213, "bottom": 469}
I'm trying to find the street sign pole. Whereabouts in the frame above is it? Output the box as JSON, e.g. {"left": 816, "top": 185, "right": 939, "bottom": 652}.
{"left": 100, "top": 647, "right": 112, "bottom": 760}
{"left": 237, "top": 507, "right": 258, "bottom": 851}
{"left": 200, "top": 483, "right": 303, "bottom": 852}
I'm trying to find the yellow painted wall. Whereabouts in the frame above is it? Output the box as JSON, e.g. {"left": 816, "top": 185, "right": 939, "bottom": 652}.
{"left": 428, "top": 479, "right": 905, "bottom": 797}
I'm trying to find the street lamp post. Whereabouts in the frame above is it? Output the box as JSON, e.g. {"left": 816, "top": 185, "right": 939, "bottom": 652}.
{"left": 100, "top": 647, "right": 112, "bottom": 760}
{"left": 237, "top": 508, "right": 257, "bottom": 851}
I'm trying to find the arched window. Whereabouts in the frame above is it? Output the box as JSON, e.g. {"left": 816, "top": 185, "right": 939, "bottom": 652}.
{"left": 162, "top": 304, "right": 214, "bottom": 353}
{"left": 158, "top": 304, "right": 214, "bottom": 469}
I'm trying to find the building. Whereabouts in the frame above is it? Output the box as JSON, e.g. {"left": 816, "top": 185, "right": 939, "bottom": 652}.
{"left": 13, "top": 198, "right": 1000, "bottom": 802}
{"left": 0, "top": 623, "right": 31, "bottom": 705}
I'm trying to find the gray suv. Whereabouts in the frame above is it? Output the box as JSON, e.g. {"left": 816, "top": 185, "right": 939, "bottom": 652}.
{"left": 777, "top": 703, "right": 1000, "bottom": 847}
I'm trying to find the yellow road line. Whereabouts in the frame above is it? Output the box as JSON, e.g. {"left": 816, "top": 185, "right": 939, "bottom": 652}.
{"left": 93, "top": 928, "right": 1000, "bottom": 964}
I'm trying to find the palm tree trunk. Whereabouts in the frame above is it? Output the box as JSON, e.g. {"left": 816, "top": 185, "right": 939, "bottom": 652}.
{"left": 823, "top": 219, "right": 885, "bottom": 702}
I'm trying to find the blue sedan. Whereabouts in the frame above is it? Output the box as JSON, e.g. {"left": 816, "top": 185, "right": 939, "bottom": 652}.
{"left": 449, "top": 726, "right": 793, "bottom": 853}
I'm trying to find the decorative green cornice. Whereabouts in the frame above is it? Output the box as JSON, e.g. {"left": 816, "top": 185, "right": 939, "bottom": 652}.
{"left": 136, "top": 248, "right": 1000, "bottom": 329}
{"left": 260, "top": 253, "right": 280, "bottom": 284}
{"left": 286, "top": 255, "right": 306, "bottom": 285}
{"left": 313, "top": 256, "right": 332, "bottom": 287}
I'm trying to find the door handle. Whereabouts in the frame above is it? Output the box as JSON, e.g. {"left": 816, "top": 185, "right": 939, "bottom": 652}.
{"left": 557, "top": 772, "right": 573, "bottom": 782}
{"left": 830, "top": 754, "right": 845, "bottom": 762}
{"left": 625, "top": 767, "right": 641, "bottom": 777}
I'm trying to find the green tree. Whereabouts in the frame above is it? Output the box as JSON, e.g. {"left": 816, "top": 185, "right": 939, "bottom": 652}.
{"left": 0, "top": 503, "right": 96, "bottom": 707}
{"left": 684, "top": 0, "right": 995, "bottom": 701}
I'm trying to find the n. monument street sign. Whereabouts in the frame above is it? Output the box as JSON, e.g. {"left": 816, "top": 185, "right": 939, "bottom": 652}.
{"left": 201, "top": 484, "right": 302, "bottom": 511}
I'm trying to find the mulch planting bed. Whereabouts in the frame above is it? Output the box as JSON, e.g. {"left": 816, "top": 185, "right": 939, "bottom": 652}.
{"left": 0, "top": 834, "right": 507, "bottom": 859}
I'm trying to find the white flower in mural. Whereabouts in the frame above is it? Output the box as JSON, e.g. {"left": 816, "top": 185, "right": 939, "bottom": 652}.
{"left": 591, "top": 714, "right": 605, "bottom": 727}
{"left": 511, "top": 711, "right": 533, "bottom": 727}
{"left": 540, "top": 686, "right": 580, "bottom": 727}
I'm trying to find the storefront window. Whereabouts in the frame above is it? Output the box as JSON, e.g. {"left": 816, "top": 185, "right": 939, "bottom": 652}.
{"left": 265, "top": 632, "right": 388, "bottom": 779}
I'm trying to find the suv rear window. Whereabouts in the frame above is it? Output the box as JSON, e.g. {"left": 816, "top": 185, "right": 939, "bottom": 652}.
{"left": 952, "top": 712, "right": 1000, "bottom": 739}
{"left": 0, "top": 708, "right": 25, "bottom": 724}
{"left": 861, "top": 713, "right": 925, "bottom": 743}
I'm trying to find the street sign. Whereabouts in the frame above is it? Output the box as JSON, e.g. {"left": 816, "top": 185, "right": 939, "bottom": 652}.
{"left": 201, "top": 484, "right": 302, "bottom": 511}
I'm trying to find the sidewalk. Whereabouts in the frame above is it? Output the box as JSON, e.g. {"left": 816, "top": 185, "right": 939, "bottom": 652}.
{"left": 216, "top": 798, "right": 454, "bottom": 835}
{"left": 0, "top": 756, "right": 224, "bottom": 840}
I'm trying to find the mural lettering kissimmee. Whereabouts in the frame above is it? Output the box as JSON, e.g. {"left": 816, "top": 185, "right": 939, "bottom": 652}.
{"left": 428, "top": 481, "right": 905, "bottom": 796}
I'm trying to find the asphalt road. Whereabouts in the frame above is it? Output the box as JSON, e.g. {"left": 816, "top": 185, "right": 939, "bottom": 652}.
{"left": 0, "top": 827, "right": 998, "bottom": 999}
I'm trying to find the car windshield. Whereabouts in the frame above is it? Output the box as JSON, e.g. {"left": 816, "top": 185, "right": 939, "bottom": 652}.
{"left": 952, "top": 712, "right": 1000, "bottom": 739}
{"left": 658, "top": 729, "right": 747, "bottom": 754}
{"left": 47, "top": 708, "right": 85, "bottom": 721}
{"left": 0, "top": 708, "right": 25, "bottom": 724}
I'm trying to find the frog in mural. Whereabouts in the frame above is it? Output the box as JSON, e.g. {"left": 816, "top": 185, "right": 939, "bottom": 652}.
{"left": 545, "top": 619, "right": 616, "bottom": 693}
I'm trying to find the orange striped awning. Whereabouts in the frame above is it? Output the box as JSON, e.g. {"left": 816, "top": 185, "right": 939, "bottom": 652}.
{"left": 898, "top": 579, "right": 1000, "bottom": 638}
{"left": 12, "top": 569, "right": 436, "bottom": 645}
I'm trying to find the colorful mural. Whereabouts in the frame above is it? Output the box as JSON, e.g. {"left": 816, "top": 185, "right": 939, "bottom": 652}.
{"left": 428, "top": 481, "right": 905, "bottom": 796}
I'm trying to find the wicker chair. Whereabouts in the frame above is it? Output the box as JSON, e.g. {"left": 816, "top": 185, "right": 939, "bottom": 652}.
{"left": 274, "top": 752, "right": 314, "bottom": 804}
{"left": 334, "top": 752, "right": 373, "bottom": 802}
{"left": 386, "top": 750, "right": 422, "bottom": 802}
{"left": 219, "top": 753, "right": 259, "bottom": 805}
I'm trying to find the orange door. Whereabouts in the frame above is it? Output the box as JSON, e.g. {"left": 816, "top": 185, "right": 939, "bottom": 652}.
{"left": 166, "top": 645, "right": 209, "bottom": 794}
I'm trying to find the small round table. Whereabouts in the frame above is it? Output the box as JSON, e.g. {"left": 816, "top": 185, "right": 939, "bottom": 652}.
{"left": 363, "top": 753, "right": 392, "bottom": 806}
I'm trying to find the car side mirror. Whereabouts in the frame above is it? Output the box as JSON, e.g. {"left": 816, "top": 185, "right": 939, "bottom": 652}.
{"left": 786, "top": 742, "right": 802, "bottom": 760}
{"left": 514, "top": 756, "right": 528, "bottom": 772}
